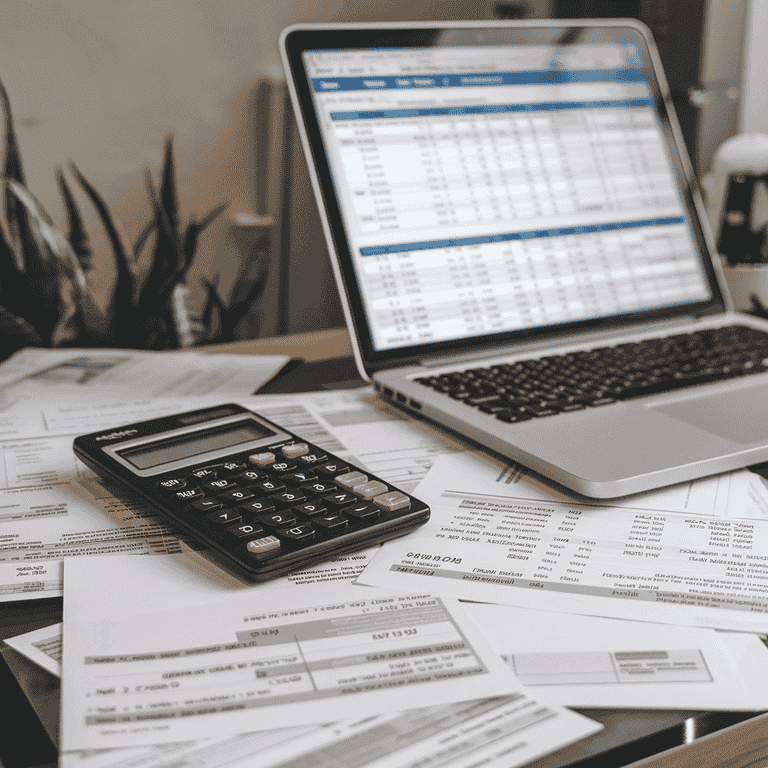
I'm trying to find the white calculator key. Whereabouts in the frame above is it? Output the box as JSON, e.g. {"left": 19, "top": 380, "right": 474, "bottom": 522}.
{"left": 282, "top": 443, "right": 309, "bottom": 459}
{"left": 355, "top": 480, "right": 388, "bottom": 500}
{"left": 335, "top": 471, "right": 368, "bottom": 491}
{"left": 249, "top": 451, "right": 275, "bottom": 467}
{"left": 373, "top": 490, "right": 411, "bottom": 512}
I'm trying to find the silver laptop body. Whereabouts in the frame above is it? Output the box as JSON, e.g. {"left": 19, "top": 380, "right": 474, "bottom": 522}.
{"left": 280, "top": 19, "right": 768, "bottom": 498}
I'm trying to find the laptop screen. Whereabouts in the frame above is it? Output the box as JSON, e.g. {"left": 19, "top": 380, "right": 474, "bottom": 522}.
{"left": 286, "top": 25, "right": 721, "bottom": 366}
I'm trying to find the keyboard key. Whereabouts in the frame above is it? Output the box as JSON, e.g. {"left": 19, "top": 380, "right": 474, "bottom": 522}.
{"left": 282, "top": 470, "right": 318, "bottom": 486}
{"left": 277, "top": 523, "right": 315, "bottom": 543}
{"left": 249, "top": 452, "right": 275, "bottom": 467}
{"left": 270, "top": 460, "right": 297, "bottom": 474}
{"left": 158, "top": 478, "right": 186, "bottom": 492}
{"left": 353, "top": 480, "right": 388, "bottom": 500}
{"left": 237, "top": 499, "right": 276, "bottom": 516}
{"left": 188, "top": 498, "right": 223, "bottom": 514}
{"left": 322, "top": 490, "right": 358, "bottom": 508}
{"left": 281, "top": 443, "right": 309, "bottom": 459}
{"left": 257, "top": 511, "right": 298, "bottom": 529}
{"left": 373, "top": 491, "right": 411, "bottom": 512}
{"left": 335, "top": 471, "right": 368, "bottom": 491}
{"left": 270, "top": 490, "right": 307, "bottom": 507}
{"left": 297, "top": 452, "right": 328, "bottom": 466}
{"left": 190, "top": 466, "right": 220, "bottom": 482}
{"left": 293, "top": 501, "right": 327, "bottom": 517}
{"left": 208, "top": 509, "right": 242, "bottom": 525}
{"left": 173, "top": 487, "right": 204, "bottom": 503}
{"left": 301, "top": 481, "right": 336, "bottom": 495}
{"left": 227, "top": 522, "right": 264, "bottom": 538}
{"left": 343, "top": 502, "right": 379, "bottom": 520}
{"left": 220, "top": 461, "right": 249, "bottom": 474}
{"left": 219, "top": 488, "right": 255, "bottom": 505}
{"left": 233, "top": 470, "right": 265, "bottom": 485}
{"left": 245, "top": 536, "right": 281, "bottom": 561}
{"left": 316, "top": 462, "right": 349, "bottom": 479}
{"left": 313, "top": 513, "right": 348, "bottom": 531}
{"left": 203, "top": 478, "right": 239, "bottom": 493}
{"left": 253, "top": 479, "right": 286, "bottom": 494}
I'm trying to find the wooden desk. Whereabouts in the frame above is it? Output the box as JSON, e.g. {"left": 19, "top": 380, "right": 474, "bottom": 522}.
{"left": 202, "top": 327, "right": 353, "bottom": 362}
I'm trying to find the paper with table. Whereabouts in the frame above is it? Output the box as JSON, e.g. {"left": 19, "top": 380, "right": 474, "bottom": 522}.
{"left": 60, "top": 556, "right": 599, "bottom": 762}
{"left": 359, "top": 451, "right": 768, "bottom": 633}
{"left": 0, "top": 388, "right": 466, "bottom": 602}
{"left": 0, "top": 347, "right": 291, "bottom": 406}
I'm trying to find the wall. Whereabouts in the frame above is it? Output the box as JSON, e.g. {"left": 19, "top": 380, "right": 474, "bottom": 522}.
{"left": 0, "top": 0, "right": 523, "bottom": 341}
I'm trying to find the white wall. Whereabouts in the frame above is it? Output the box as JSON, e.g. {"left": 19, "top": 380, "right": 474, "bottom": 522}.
{"left": 0, "top": 0, "right": 500, "bottom": 324}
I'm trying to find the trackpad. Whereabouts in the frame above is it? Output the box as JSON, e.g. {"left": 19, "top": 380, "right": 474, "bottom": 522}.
{"left": 652, "top": 385, "right": 768, "bottom": 444}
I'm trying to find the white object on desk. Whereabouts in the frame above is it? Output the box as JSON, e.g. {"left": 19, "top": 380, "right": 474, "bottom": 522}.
{"left": 359, "top": 451, "right": 768, "bottom": 634}
{"left": 60, "top": 560, "right": 530, "bottom": 751}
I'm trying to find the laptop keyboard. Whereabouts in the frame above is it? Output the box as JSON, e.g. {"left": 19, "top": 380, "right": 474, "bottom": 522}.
{"left": 415, "top": 325, "right": 768, "bottom": 424}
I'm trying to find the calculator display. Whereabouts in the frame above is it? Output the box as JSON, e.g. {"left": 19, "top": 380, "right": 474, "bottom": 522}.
{"left": 118, "top": 420, "right": 277, "bottom": 470}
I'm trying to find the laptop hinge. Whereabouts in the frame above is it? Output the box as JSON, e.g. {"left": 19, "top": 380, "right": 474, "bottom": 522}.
{"left": 418, "top": 316, "right": 707, "bottom": 368}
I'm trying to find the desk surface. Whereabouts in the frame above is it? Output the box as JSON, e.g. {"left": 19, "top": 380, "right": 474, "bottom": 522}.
{"left": 1, "top": 330, "right": 766, "bottom": 768}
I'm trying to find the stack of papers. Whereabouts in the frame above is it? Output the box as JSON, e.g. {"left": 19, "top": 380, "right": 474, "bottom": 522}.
{"left": 3, "top": 347, "right": 768, "bottom": 767}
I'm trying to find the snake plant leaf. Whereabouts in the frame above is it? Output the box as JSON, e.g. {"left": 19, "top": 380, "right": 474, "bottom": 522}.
{"left": 5, "top": 178, "right": 107, "bottom": 345}
{"left": 0, "top": 77, "right": 29, "bottom": 274}
{"left": 159, "top": 134, "right": 180, "bottom": 239}
{"left": 133, "top": 219, "right": 155, "bottom": 260}
{"left": 70, "top": 162, "right": 139, "bottom": 345}
{"left": 4, "top": 179, "right": 63, "bottom": 342}
{"left": 182, "top": 202, "right": 228, "bottom": 273}
{"left": 0, "top": 304, "right": 43, "bottom": 359}
{"left": 56, "top": 166, "right": 93, "bottom": 273}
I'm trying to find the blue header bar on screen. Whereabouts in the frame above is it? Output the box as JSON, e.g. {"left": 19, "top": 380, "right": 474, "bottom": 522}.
{"left": 359, "top": 217, "right": 686, "bottom": 257}
{"left": 330, "top": 97, "right": 651, "bottom": 121}
{"left": 311, "top": 67, "right": 645, "bottom": 93}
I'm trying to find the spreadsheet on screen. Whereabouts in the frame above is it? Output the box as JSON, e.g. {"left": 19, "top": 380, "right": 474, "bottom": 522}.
{"left": 303, "top": 43, "right": 712, "bottom": 351}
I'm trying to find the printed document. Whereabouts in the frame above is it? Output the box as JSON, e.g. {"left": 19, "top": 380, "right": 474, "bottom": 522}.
{"left": 0, "top": 348, "right": 290, "bottom": 406}
{"left": 0, "top": 388, "right": 466, "bottom": 602}
{"left": 16, "top": 606, "right": 768, "bottom": 710}
{"left": 359, "top": 452, "right": 768, "bottom": 633}
{"left": 59, "top": 697, "right": 599, "bottom": 768}
{"left": 62, "top": 558, "right": 538, "bottom": 751}
{"left": 462, "top": 602, "right": 768, "bottom": 710}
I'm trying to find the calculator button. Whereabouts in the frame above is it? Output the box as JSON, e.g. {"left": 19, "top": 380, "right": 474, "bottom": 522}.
{"left": 174, "top": 487, "right": 205, "bottom": 502}
{"left": 313, "top": 513, "right": 349, "bottom": 531}
{"left": 277, "top": 523, "right": 315, "bottom": 543}
{"left": 158, "top": 478, "right": 187, "bottom": 492}
{"left": 233, "top": 470, "right": 265, "bottom": 485}
{"left": 281, "top": 443, "right": 309, "bottom": 459}
{"left": 293, "top": 502, "right": 327, "bottom": 518}
{"left": 190, "top": 466, "right": 220, "bottom": 482}
{"left": 322, "top": 490, "right": 357, "bottom": 509}
{"left": 316, "top": 462, "right": 350, "bottom": 479}
{"left": 301, "top": 481, "right": 336, "bottom": 495}
{"left": 353, "top": 480, "right": 388, "bottom": 501}
{"left": 220, "top": 461, "right": 249, "bottom": 475}
{"left": 219, "top": 488, "right": 256, "bottom": 505}
{"left": 269, "top": 461, "right": 297, "bottom": 474}
{"left": 297, "top": 453, "right": 327, "bottom": 466}
{"left": 254, "top": 479, "right": 286, "bottom": 494}
{"left": 257, "top": 511, "right": 298, "bottom": 529}
{"left": 249, "top": 452, "right": 275, "bottom": 467}
{"left": 271, "top": 490, "right": 307, "bottom": 507}
{"left": 343, "top": 502, "right": 379, "bottom": 520}
{"left": 245, "top": 536, "right": 281, "bottom": 561}
{"left": 188, "top": 498, "right": 224, "bottom": 514}
{"left": 203, "top": 478, "right": 239, "bottom": 493}
{"left": 237, "top": 499, "right": 276, "bottom": 516}
{"left": 207, "top": 509, "right": 242, "bottom": 525}
{"left": 227, "top": 522, "right": 264, "bottom": 538}
{"left": 282, "top": 470, "right": 318, "bottom": 486}
{"left": 335, "top": 471, "right": 368, "bottom": 491}
{"left": 373, "top": 491, "right": 411, "bottom": 512}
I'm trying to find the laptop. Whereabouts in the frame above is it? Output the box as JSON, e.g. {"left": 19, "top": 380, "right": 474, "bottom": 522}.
{"left": 280, "top": 19, "right": 768, "bottom": 498}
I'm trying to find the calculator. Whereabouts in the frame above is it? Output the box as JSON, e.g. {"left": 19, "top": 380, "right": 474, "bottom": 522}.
{"left": 73, "top": 404, "right": 430, "bottom": 581}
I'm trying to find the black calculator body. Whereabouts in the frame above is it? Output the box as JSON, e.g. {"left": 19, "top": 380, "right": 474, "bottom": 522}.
{"left": 73, "top": 404, "right": 430, "bottom": 581}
